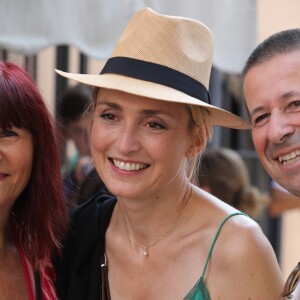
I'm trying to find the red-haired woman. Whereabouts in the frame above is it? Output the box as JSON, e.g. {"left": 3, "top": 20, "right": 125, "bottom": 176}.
{"left": 0, "top": 61, "right": 68, "bottom": 299}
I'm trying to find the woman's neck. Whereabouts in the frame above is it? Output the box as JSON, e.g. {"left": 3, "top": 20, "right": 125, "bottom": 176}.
{"left": 115, "top": 182, "right": 193, "bottom": 249}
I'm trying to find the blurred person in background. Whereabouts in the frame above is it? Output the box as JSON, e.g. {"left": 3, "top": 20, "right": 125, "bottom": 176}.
{"left": 198, "top": 147, "right": 270, "bottom": 219}
{"left": 58, "top": 84, "right": 97, "bottom": 206}
{"left": 58, "top": 83, "right": 112, "bottom": 206}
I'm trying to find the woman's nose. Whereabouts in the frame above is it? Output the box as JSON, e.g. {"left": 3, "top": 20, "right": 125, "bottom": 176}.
{"left": 116, "top": 125, "right": 141, "bottom": 155}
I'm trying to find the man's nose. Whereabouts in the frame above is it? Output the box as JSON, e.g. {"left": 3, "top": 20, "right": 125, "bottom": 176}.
{"left": 267, "top": 111, "right": 295, "bottom": 144}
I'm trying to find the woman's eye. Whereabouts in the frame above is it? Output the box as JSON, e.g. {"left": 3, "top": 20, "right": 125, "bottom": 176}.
{"left": 148, "top": 122, "right": 165, "bottom": 129}
{"left": 0, "top": 130, "right": 17, "bottom": 137}
{"left": 101, "top": 113, "right": 116, "bottom": 121}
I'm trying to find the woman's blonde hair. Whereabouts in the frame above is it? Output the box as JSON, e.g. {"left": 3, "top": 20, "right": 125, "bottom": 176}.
{"left": 186, "top": 104, "right": 213, "bottom": 183}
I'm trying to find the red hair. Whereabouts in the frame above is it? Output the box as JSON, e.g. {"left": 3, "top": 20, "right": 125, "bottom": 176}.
{"left": 0, "top": 61, "right": 68, "bottom": 268}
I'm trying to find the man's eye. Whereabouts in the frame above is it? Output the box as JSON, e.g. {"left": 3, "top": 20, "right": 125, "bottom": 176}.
{"left": 254, "top": 114, "right": 268, "bottom": 124}
{"left": 290, "top": 101, "right": 300, "bottom": 108}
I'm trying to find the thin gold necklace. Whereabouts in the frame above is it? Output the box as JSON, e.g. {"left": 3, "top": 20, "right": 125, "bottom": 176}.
{"left": 118, "top": 187, "right": 192, "bottom": 257}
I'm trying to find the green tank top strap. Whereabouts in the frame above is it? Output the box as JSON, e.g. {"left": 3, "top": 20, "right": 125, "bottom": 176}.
{"left": 201, "top": 212, "right": 248, "bottom": 278}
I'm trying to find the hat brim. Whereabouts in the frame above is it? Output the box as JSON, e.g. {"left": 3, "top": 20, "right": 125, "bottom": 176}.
{"left": 55, "top": 69, "right": 251, "bottom": 129}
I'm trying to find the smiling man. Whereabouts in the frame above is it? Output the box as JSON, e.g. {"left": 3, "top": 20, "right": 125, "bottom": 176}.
{"left": 242, "top": 28, "right": 300, "bottom": 299}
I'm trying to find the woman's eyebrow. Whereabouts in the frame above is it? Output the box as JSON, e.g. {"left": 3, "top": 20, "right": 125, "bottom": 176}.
{"left": 141, "top": 109, "right": 176, "bottom": 118}
{"left": 95, "top": 101, "right": 121, "bottom": 110}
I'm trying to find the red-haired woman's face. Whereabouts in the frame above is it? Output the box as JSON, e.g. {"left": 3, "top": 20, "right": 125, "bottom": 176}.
{"left": 0, "top": 127, "right": 33, "bottom": 213}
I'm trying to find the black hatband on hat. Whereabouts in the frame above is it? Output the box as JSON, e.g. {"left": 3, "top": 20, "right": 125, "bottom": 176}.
{"left": 100, "top": 57, "right": 211, "bottom": 104}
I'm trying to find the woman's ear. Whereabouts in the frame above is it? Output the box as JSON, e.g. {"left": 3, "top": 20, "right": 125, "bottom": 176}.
{"left": 185, "top": 144, "right": 196, "bottom": 158}
{"left": 185, "top": 127, "right": 204, "bottom": 158}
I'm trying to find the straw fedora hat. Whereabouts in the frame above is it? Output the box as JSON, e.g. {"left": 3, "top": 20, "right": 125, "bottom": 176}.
{"left": 56, "top": 7, "right": 250, "bottom": 129}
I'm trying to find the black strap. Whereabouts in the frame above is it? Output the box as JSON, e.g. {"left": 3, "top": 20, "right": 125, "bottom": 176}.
{"left": 34, "top": 270, "right": 42, "bottom": 300}
{"left": 100, "top": 57, "right": 211, "bottom": 104}
{"left": 100, "top": 254, "right": 111, "bottom": 300}
{"left": 99, "top": 199, "right": 116, "bottom": 300}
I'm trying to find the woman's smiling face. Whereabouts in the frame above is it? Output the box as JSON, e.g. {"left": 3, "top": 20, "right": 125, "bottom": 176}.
{"left": 0, "top": 127, "right": 34, "bottom": 213}
{"left": 91, "top": 88, "right": 196, "bottom": 199}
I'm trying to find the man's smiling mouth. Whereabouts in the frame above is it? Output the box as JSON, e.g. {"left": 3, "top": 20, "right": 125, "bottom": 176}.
{"left": 278, "top": 149, "right": 300, "bottom": 164}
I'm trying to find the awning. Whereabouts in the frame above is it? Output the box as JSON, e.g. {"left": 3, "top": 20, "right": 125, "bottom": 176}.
{"left": 0, "top": 0, "right": 256, "bottom": 73}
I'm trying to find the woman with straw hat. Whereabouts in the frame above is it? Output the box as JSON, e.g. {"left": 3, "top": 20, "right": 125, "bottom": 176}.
{"left": 54, "top": 7, "right": 283, "bottom": 300}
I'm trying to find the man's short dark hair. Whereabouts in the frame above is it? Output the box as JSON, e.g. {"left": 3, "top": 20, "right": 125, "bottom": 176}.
{"left": 242, "top": 28, "right": 300, "bottom": 78}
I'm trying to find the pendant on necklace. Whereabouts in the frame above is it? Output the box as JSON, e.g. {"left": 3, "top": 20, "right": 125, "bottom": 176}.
{"left": 143, "top": 247, "right": 148, "bottom": 257}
